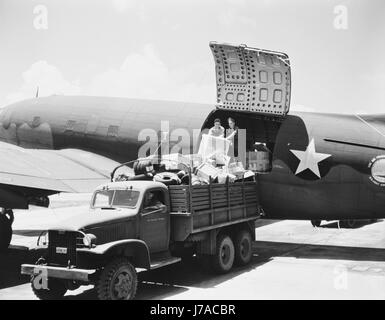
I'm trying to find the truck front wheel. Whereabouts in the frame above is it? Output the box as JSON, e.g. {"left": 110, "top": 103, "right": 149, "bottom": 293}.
{"left": 234, "top": 230, "right": 253, "bottom": 266}
{"left": 97, "top": 258, "right": 137, "bottom": 300}
{"left": 31, "top": 277, "right": 67, "bottom": 300}
{"left": 211, "top": 234, "right": 235, "bottom": 274}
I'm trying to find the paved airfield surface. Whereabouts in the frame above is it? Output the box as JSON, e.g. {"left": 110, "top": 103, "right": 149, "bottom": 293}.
{"left": 1, "top": 193, "right": 385, "bottom": 300}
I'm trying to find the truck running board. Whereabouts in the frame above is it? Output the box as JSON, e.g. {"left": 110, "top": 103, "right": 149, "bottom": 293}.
{"left": 150, "top": 256, "right": 181, "bottom": 270}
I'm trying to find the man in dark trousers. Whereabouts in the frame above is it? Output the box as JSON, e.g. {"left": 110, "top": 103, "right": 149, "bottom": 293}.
{"left": 226, "top": 117, "right": 239, "bottom": 158}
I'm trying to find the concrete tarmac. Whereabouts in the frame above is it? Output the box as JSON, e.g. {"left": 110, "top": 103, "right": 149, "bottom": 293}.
{"left": 1, "top": 194, "right": 385, "bottom": 300}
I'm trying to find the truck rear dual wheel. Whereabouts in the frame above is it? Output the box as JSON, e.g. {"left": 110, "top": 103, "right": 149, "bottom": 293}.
{"left": 0, "top": 214, "right": 12, "bottom": 252}
{"left": 97, "top": 258, "right": 137, "bottom": 300}
{"left": 31, "top": 277, "right": 67, "bottom": 300}
{"left": 234, "top": 230, "right": 253, "bottom": 266}
{"left": 211, "top": 234, "right": 235, "bottom": 274}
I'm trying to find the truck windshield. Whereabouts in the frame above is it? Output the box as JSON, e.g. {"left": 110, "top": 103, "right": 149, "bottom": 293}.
{"left": 92, "top": 190, "right": 140, "bottom": 209}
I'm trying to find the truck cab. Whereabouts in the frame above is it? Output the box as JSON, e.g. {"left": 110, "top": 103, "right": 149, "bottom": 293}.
{"left": 89, "top": 181, "right": 172, "bottom": 253}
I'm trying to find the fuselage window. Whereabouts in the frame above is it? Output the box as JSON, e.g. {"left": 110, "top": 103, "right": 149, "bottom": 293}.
{"left": 107, "top": 125, "right": 119, "bottom": 137}
{"left": 65, "top": 120, "right": 76, "bottom": 132}
{"left": 31, "top": 116, "right": 41, "bottom": 128}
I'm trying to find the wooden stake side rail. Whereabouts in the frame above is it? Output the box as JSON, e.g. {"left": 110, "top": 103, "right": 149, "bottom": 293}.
{"left": 169, "top": 181, "right": 259, "bottom": 213}
{"left": 169, "top": 181, "right": 260, "bottom": 242}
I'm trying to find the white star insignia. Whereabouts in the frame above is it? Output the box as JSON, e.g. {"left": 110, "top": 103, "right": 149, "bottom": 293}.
{"left": 290, "top": 138, "right": 331, "bottom": 178}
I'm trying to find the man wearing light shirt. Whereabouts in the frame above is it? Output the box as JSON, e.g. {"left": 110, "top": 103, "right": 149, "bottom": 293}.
{"left": 208, "top": 118, "right": 225, "bottom": 138}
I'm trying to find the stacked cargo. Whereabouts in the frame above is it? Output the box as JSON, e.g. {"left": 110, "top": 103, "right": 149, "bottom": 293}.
{"left": 114, "top": 134, "right": 271, "bottom": 186}
{"left": 247, "top": 151, "right": 271, "bottom": 173}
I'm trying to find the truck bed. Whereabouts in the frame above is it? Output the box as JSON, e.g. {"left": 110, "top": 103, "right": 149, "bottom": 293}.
{"left": 168, "top": 181, "right": 260, "bottom": 241}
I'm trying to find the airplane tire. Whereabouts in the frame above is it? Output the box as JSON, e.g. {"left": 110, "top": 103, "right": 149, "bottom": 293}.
{"left": 153, "top": 172, "right": 181, "bottom": 186}
{"left": 97, "top": 258, "right": 137, "bottom": 300}
{"left": 211, "top": 234, "right": 235, "bottom": 274}
{"left": 340, "top": 220, "right": 356, "bottom": 228}
{"left": 311, "top": 220, "right": 322, "bottom": 227}
{"left": 31, "top": 277, "right": 67, "bottom": 300}
{"left": 234, "top": 229, "right": 253, "bottom": 266}
{"left": 0, "top": 214, "right": 12, "bottom": 252}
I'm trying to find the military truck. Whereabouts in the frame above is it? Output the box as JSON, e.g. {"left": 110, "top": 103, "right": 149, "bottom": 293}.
{"left": 21, "top": 162, "right": 260, "bottom": 300}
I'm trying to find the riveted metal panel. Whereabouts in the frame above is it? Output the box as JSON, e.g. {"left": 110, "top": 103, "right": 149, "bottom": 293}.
{"left": 210, "top": 42, "right": 291, "bottom": 117}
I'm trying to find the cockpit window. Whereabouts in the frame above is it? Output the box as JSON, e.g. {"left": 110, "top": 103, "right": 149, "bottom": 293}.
{"left": 0, "top": 107, "right": 5, "bottom": 121}
{"left": 0, "top": 107, "right": 11, "bottom": 128}
{"left": 92, "top": 189, "right": 140, "bottom": 209}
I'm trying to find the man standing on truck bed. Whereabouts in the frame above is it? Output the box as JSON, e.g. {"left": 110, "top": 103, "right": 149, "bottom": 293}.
{"left": 208, "top": 118, "right": 225, "bottom": 137}
{"left": 226, "top": 117, "right": 239, "bottom": 158}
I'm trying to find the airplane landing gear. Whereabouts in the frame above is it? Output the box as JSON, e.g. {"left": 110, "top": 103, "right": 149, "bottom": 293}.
{"left": 0, "top": 208, "right": 13, "bottom": 252}
{"left": 311, "top": 220, "right": 322, "bottom": 227}
{"left": 339, "top": 219, "right": 356, "bottom": 228}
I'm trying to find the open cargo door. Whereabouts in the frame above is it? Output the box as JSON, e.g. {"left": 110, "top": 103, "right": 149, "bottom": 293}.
{"left": 210, "top": 42, "right": 291, "bottom": 117}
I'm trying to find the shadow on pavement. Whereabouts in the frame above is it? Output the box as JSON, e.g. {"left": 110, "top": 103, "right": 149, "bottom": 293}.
{"left": 254, "top": 240, "right": 385, "bottom": 262}
{"left": 2, "top": 239, "right": 385, "bottom": 299}
{"left": 321, "top": 219, "right": 382, "bottom": 229}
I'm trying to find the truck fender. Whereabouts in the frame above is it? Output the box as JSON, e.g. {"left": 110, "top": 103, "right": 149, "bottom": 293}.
{"left": 91, "top": 240, "right": 151, "bottom": 270}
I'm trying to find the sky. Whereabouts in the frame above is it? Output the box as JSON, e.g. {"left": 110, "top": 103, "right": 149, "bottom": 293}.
{"left": 0, "top": 0, "right": 384, "bottom": 114}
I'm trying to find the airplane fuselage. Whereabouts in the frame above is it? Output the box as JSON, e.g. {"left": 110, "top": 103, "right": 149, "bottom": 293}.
{"left": 1, "top": 95, "right": 385, "bottom": 220}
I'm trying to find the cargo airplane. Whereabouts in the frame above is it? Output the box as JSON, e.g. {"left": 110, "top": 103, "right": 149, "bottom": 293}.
{"left": 1, "top": 42, "right": 385, "bottom": 250}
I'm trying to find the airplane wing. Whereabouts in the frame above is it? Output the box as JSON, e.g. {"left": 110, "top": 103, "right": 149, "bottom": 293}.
{"left": 0, "top": 141, "right": 122, "bottom": 208}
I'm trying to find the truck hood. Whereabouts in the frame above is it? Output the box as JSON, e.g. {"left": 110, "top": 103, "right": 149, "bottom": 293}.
{"left": 49, "top": 207, "right": 138, "bottom": 232}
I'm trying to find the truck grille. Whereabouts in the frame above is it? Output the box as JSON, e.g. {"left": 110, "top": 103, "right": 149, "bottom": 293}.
{"left": 47, "top": 230, "right": 78, "bottom": 266}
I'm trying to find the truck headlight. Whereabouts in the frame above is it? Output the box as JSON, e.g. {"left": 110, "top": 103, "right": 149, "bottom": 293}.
{"left": 83, "top": 233, "right": 97, "bottom": 247}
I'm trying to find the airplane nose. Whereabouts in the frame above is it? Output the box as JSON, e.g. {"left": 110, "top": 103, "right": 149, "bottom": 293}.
{"left": 0, "top": 187, "right": 28, "bottom": 209}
